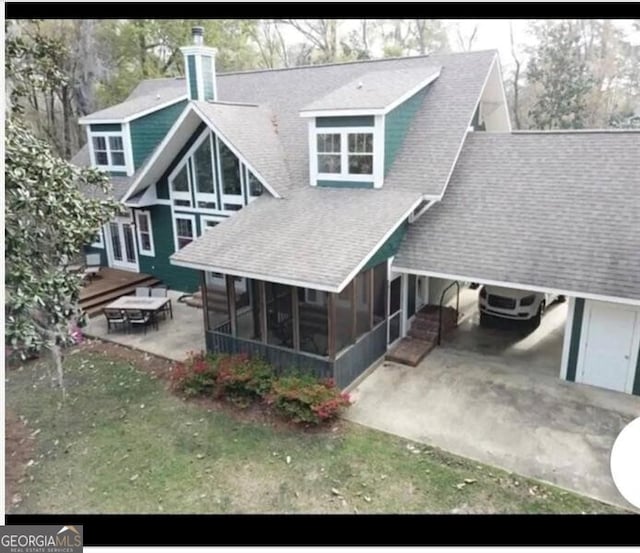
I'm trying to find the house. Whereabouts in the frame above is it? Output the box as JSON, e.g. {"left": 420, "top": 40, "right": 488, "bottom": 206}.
{"left": 73, "top": 27, "right": 640, "bottom": 396}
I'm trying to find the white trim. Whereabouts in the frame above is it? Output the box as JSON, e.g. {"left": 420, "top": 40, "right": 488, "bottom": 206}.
{"left": 400, "top": 272, "right": 409, "bottom": 338}
{"left": 121, "top": 121, "right": 135, "bottom": 176}
{"left": 559, "top": 296, "right": 576, "bottom": 380}
{"left": 408, "top": 198, "right": 434, "bottom": 223}
{"left": 168, "top": 159, "right": 193, "bottom": 207}
{"left": 170, "top": 258, "right": 342, "bottom": 293}
{"left": 199, "top": 215, "right": 225, "bottom": 233}
{"left": 196, "top": 54, "right": 205, "bottom": 102}
{"left": 299, "top": 69, "right": 441, "bottom": 119}
{"left": 437, "top": 53, "right": 499, "bottom": 201}
{"left": 172, "top": 213, "right": 197, "bottom": 253}
{"left": 334, "top": 196, "right": 424, "bottom": 293}
{"left": 373, "top": 114, "right": 385, "bottom": 188}
{"left": 313, "top": 127, "right": 376, "bottom": 184}
{"left": 78, "top": 95, "right": 188, "bottom": 125}
{"left": 191, "top": 103, "right": 281, "bottom": 199}
{"left": 391, "top": 266, "right": 640, "bottom": 307}
{"left": 90, "top": 228, "right": 104, "bottom": 249}
{"left": 180, "top": 45, "right": 218, "bottom": 57}
{"left": 134, "top": 210, "right": 155, "bottom": 257}
{"left": 86, "top": 126, "right": 95, "bottom": 166}
{"left": 105, "top": 217, "right": 139, "bottom": 272}
{"left": 308, "top": 119, "right": 316, "bottom": 186}
{"left": 122, "top": 104, "right": 193, "bottom": 203}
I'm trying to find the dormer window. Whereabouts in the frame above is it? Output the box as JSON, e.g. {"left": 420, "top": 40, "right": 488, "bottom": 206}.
{"left": 92, "top": 134, "right": 126, "bottom": 169}
{"left": 316, "top": 131, "right": 374, "bottom": 177}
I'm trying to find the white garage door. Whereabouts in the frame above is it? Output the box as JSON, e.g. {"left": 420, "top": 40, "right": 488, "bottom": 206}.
{"left": 578, "top": 301, "right": 639, "bottom": 393}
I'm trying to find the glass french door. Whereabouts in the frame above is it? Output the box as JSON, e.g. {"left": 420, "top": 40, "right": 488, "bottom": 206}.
{"left": 107, "top": 219, "right": 138, "bottom": 271}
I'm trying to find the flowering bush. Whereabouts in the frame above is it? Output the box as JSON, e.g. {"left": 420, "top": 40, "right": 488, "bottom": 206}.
{"left": 216, "top": 354, "right": 274, "bottom": 406}
{"left": 170, "top": 350, "right": 219, "bottom": 397}
{"left": 269, "top": 375, "right": 351, "bottom": 425}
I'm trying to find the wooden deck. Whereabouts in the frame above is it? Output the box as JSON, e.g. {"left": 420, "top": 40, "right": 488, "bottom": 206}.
{"left": 79, "top": 267, "right": 161, "bottom": 318}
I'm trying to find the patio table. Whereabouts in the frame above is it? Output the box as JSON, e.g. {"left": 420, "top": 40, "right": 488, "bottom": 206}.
{"left": 106, "top": 296, "right": 173, "bottom": 320}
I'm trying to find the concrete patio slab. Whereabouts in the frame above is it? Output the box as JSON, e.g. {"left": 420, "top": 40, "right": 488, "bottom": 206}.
{"left": 345, "top": 347, "right": 640, "bottom": 511}
{"left": 84, "top": 290, "right": 205, "bottom": 362}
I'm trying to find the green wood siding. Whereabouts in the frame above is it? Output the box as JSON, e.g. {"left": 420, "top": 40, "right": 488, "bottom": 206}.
{"left": 384, "top": 88, "right": 428, "bottom": 175}
{"left": 130, "top": 100, "right": 188, "bottom": 170}
{"left": 317, "top": 180, "right": 374, "bottom": 189}
{"left": 89, "top": 123, "right": 121, "bottom": 132}
{"left": 156, "top": 122, "right": 207, "bottom": 199}
{"left": 136, "top": 205, "right": 200, "bottom": 292}
{"left": 187, "top": 55, "right": 198, "bottom": 100}
{"left": 633, "top": 344, "right": 640, "bottom": 396}
{"left": 362, "top": 221, "right": 408, "bottom": 272}
{"left": 566, "top": 298, "right": 585, "bottom": 382}
{"left": 316, "top": 116, "right": 374, "bottom": 127}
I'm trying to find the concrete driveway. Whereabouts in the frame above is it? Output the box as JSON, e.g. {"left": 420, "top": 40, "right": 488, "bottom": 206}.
{"left": 345, "top": 347, "right": 640, "bottom": 511}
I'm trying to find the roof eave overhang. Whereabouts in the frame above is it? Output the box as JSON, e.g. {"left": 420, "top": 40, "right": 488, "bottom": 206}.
{"left": 78, "top": 94, "right": 188, "bottom": 125}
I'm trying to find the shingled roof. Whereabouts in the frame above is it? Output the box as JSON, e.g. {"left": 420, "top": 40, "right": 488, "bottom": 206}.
{"left": 171, "top": 186, "right": 422, "bottom": 292}
{"left": 299, "top": 65, "right": 441, "bottom": 113}
{"left": 79, "top": 78, "right": 187, "bottom": 122}
{"left": 394, "top": 131, "right": 640, "bottom": 302}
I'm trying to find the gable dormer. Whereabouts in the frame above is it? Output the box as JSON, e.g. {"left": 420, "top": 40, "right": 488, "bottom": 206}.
{"left": 180, "top": 26, "right": 217, "bottom": 102}
{"left": 300, "top": 66, "right": 441, "bottom": 189}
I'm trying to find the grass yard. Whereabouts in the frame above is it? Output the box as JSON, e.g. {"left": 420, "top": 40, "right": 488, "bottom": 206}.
{"left": 5, "top": 341, "right": 624, "bottom": 514}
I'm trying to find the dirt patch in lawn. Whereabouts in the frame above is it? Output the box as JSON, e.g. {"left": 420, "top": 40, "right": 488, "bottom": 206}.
{"left": 5, "top": 409, "right": 37, "bottom": 511}
{"left": 76, "top": 339, "right": 174, "bottom": 380}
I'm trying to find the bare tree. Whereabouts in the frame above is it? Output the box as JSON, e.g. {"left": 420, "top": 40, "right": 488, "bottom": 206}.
{"left": 281, "top": 19, "right": 340, "bottom": 63}
{"left": 509, "top": 21, "right": 522, "bottom": 129}
{"left": 454, "top": 22, "right": 478, "bottom": 52}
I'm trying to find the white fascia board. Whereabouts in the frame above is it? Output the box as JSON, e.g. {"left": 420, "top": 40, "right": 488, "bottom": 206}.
{"left": 382, "top": 69, "right": 441, "bottom": 114}
{"left": 300, "top": 108, "right": 385, "bottom": 118}
{"left": 180, "top": 45, "right": 218, "bottom": 57}
{"left": 437, "top": 54, "right": 497, "bottom": 201}
{"left": 169, "top": 257, "right": 341, "bottom": 293}
{"left": 191, "top": 103, "right": 282, "bottom": 199}
{"left": 390, "top": 266, "right": 640, "bottom": 307}
{"left": 78, "top": 95, "right": 188, "bottom": 125}
{"left": 334, "top": 195, "right": 425, "bottom": 293}
{"left": 121, "top": 103, "right": 196, "bottom": 203}
{"left": 494, "top": 57, "right": 513, "bottom": 132}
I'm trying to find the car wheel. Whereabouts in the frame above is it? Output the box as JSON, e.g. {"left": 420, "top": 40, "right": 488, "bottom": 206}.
{"left": 557, "top": 295, "right": 566, "bottom": 303}
{"left": 530, "top": 305, "right": 542, "bottom": 331}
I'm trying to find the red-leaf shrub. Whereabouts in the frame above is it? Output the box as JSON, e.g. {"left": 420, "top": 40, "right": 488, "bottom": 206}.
{"left": 215, "top": 354, "right": 274, "bottom": 406}
{"left": 169, "top": 350, "right": 219, "bottom": 396}
{"left": 269, "top": 374, "right": 351, "bottom": 425}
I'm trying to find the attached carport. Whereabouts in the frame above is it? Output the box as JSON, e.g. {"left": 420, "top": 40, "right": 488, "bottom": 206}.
{"left": 393, "top": 130, "right": 640, "bottom": 396}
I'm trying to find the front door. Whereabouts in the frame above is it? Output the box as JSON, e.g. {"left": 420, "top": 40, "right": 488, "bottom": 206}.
{"left": 107, "top": 219, "right": 138, "bottom": 271}
{"left": 578, "top": 302, "right": 639, "bottom": 393}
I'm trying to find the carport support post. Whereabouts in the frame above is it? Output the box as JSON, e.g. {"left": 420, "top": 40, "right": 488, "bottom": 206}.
{"left": 400, "top": 273, "right": 409, "bottom": 338}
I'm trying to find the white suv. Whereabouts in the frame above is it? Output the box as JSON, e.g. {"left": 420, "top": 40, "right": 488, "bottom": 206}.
{"left": 478, "top": 285, "right": 563, "bottom": 329}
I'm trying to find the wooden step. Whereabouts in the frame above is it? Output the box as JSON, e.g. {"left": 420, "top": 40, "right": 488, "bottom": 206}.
{"left": 82, "top": 278, "right": 162, "bottom": 318}
{"left": 385, "top": 337, "right": 436, "bottom": 367}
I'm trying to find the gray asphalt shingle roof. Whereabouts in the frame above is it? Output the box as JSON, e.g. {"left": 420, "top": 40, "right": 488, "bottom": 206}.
{"left": 216, "top": 50, "right": 497, "bottom": 196}
{"left": 394, "top": 131, "right": 640, "bottom": 302}
{"left": 80, "top": 78, "right": 187, "bottom": 122}
{"left": 69, "top": 144, "right": 132, "bottom": 201}
{"left": 300, "top": 66, "right": 441, "bottom": 112}
{"left": 194, "top": 101, "right": 292, "bottom": 194}
{"left": 171, "top": 186, "right": 422, "bottom": 291}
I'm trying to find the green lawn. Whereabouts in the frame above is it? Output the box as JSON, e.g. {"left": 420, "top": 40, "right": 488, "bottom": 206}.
{"left": 5, "top": 344, "right": 623, "bottom": 514}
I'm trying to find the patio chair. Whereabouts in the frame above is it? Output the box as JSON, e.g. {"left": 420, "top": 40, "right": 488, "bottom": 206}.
{"left": 83, "top": 253, "right": 102, "bottom": 282}
{"left": 126, "top": 309, "right": 157, "bottom": 334}
{"left": 104, "top": 308, "right": 128, "bottom": 334}
{"left": 150, "top": 286, "right": 171, "bottom": 319}
{"left": 135, "top": 287, "right": 151, "bottom": 297}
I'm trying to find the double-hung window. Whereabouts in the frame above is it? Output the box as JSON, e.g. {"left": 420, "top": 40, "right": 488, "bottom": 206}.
{"left": 135, "top": 210, "right": 155, "bottom": 256}
{"left": 174, "top": 214, "right": 196, "bottom": 251}
{"left": 316, "top": 130, "right": 374, "bottom": 179}
{"left": 92, "top": 135, "right": 126, "bottom": 170}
